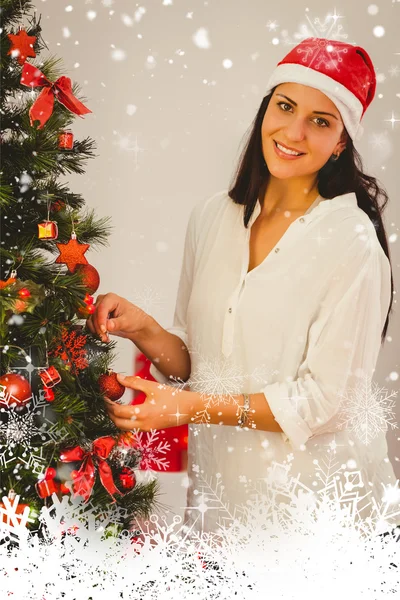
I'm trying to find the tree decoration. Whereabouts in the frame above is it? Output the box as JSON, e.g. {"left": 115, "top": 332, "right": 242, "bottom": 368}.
{"left": 38, "top": 220, "right": 58, "bottom": 240}
{"left": 76, "top": 293, "right": 96, "bottom": 318}
{"left": 59, "top": 437, "right": 125, "bottom": 503}
{"left": 7, "top": 28, "right": 37, "bottom": 65}
{"left": 18, "top": 287, "right": 31, "bottom": 298}
{"left": 43, "top": 386, "right": 55, "bottom": 402}
{"left": 118, "top": 466, "right": 136, "bottom": 492}
{"left": 0, "top": 269, "right": 17, "bottom": 289}
{"left": 38, "top": 366, "right": 61, "bottom": 388}
{"left": 38, "top": 196, "right": 58, "bottom": 240}
{"left": 1, "top": 0, "right": 158, "bottom": 532}
{"left": 20, "top": 62, "right": 92, "bottom": 129}
{"left": 0, "top": 372, "right": 32, "bottom": 409}
{"left": 36, "top": 467, "right": 58, "bottom": 499}
{"left": 55, "top": 233, "right": 90, "bottom": 273}
{"left": 0, "top": 489, "right": 32, "bottom": 528}
{"left": 58, "top": 129, "right": 74, "bottom": 150}
{"left": 75, "top": 263, "right": 100, "bottom": 294}
{"left": 2, "top": 278, "right": 45, "bottom": 314}
{"left": 98, "top": 370, "right": 125, "bottom": 402}
{"left": 48, "top": 325, "right": 88, "bottom": 374}
{"left": 50, "top": 199, "right": 65, "bottom": 212}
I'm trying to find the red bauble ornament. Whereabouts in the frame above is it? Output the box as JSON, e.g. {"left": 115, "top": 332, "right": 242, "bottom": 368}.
{"left": 118, "top": 467, "right": 136, "bottom": 491}
{"left": 98, "top": 371, "right": 125, "bottom": 402}
{"left": 18, "top": 287, "right": 31, "bottom": 298}
{"left": 76, "top": 294, "right": 96, "bottom": 318}
{"left": 55, "top": 235, "right": 90, "bottom": 273}
{"left": 75, "top": 264, "right": 100, "bottom": 294}
{"left": 44, "top": 467, "right": 57, "bottom": 480}
{"left": 0, "top": 373, "right": 32, "bottom": 408}
{"left": 58, "top": 130, "right": 74, "bottom": 150}
{"left": 84, "top": 293, "right": 94, "bottom": 305}
{"left": 7, "top": 28, "right": 37, "bottom": 65}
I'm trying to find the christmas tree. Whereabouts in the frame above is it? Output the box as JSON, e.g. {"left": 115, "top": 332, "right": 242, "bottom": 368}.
{"left": 0, "top": 0, "right": 159, "bottom": 533}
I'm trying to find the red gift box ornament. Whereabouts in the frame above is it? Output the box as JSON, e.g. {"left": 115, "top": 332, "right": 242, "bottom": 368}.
{"left": 36, "top": 467, "right": 58, "bottom": 499}
{"left": 58, "top": 129, "right": 74, "bottom": 150}
{"left": 0, "top": 489, "right": 32, "bottom": 528}
{"left": 20, "top": 63, "right": 92, "bottom": 130}
{"left": 38, "top": 220, "right": 58, "bottom": 240}
{"left": 39, "top": 366, "right": 61, "bottom": 388}
{"left": 59, "top": 436, "right": 125, "bottom": 503}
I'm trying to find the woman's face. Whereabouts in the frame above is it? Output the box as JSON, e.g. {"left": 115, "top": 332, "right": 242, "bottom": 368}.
{"left": 261, "top": 82, "right": 348, "bottom": 179}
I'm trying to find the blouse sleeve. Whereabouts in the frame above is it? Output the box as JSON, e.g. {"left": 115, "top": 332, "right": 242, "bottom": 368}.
{"left": 262, "top": 233, "right": 391, "bottom": 451}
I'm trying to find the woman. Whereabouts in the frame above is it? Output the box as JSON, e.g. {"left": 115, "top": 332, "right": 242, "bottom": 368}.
{"left": 87, "top": 37, "right": 399, "bottom": 535}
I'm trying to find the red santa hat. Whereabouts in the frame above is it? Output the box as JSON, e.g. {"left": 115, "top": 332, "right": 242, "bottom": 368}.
{"left": 265, "top": 37, "right": 376, "bottom": 142}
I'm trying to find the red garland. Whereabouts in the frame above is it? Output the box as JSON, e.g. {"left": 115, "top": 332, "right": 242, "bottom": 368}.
{"left": 59, "top": 436, "right": 124, "bottom": 503}
{"left": 20, "top": 62, "right": 92, "bottom": 129}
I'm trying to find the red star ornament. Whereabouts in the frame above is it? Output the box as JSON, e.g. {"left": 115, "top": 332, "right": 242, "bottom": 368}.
{"left": 55, "top": 237, "right": 90, "bottom": 273}
{"left": 7, "top": 29, "right": 37, "bottom": 66}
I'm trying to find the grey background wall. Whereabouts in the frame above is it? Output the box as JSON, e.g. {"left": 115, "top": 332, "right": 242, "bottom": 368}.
{"left": 34, "top": 0, "right": 399, "bottom": 515}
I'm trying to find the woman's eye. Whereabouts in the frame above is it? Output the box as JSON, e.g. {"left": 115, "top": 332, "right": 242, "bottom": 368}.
{"left": 314, "top": 117, "right": 329, "bottom": 128}
{"left": 277, "top": 102, "right": 329, "bottom": 128}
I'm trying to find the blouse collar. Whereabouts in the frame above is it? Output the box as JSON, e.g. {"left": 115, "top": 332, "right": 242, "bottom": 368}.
{"left": 250, "top": 191, "right": 358, "bottom": 226}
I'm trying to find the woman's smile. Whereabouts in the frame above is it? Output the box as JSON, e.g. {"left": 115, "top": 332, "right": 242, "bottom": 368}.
{"left": 272, "top": 139, "right": 306, "bottom": 160}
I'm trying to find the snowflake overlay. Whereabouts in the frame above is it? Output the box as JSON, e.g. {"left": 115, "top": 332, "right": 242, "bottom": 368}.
{"left": 280, "top": 8, "right": 348, "bottom": 46}
{"left": 128, "top": 428, "right": 171, "bottom": 471}
{"left": 1, "top": 458, "right": 399, "bottom": 600}
{"left": 167, "top": 336, "right": 278, "bottom": 427}
{"left": 0, "top": 388, "right": 69, "bottom": 475}
{"left": 336, "top": 374, "right": 398, "bottom": 445}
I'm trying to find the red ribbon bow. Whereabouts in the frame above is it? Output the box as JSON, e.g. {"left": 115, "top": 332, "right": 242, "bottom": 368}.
{"left": 20, "top": 62, "right": 92, "bottom": 129}
{"left": 60, "top": 436, "right": 123, "bottom": 503}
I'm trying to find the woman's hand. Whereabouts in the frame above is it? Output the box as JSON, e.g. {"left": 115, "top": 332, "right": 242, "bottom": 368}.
{"left": 103, "top": 374, "right": 199, "bottom": 431}
{"left": 86, "top": 292, "right": 156, "bottom": 343}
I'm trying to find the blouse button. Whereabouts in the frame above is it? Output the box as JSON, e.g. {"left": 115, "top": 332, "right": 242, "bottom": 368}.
{"left": 274, "top": 247, "right": 280, "bottom": 253}
{"left": 299, "top": 217, "right": 305, "bottom": 223}
{"left": 228, "top": 307, "right": 232, "bottom": 313}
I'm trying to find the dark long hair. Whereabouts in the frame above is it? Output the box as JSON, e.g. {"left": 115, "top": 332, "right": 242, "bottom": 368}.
{"left": 228, "top": 88, "right": 394, "bottom": 344}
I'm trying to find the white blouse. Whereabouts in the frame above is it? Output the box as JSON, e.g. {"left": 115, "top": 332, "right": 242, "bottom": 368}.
{"left": 149, "top": 189, "right": 399, "bottom": 534}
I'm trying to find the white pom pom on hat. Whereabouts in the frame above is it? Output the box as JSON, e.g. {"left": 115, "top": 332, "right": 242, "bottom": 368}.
{"left": 265, "top": 37, "right": 377, "bottom": 142}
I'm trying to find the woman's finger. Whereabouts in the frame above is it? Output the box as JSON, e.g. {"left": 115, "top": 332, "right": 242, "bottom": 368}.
{"left": 104, "top": 400, "right": 143, "bottom": 420}
{"left": 110, "top": 416, "right": 143, "bottom": 431}
{"left": 92, "top": 294, "right": 117, "bottom": 338}
{"left": 90, "top": 294, "right": 104, "bottom": 334}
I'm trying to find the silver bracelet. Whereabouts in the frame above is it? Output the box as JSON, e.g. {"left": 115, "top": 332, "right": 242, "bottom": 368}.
{"left": 237, "top": 393, "right": 251, "bottom": 428}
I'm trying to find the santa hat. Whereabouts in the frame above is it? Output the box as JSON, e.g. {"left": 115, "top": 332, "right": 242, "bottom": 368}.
{"left": 265, "top": 37, "right": 376, "bottom": 142}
